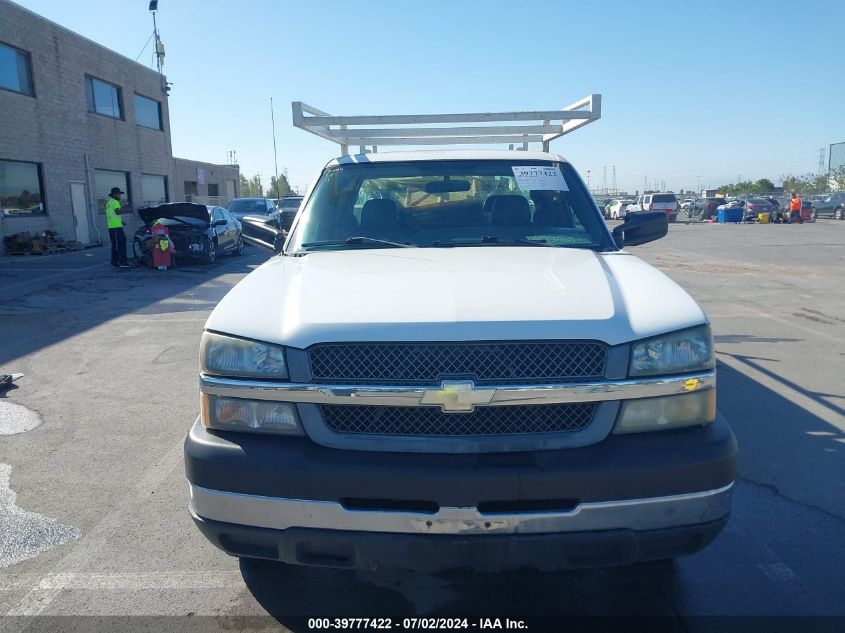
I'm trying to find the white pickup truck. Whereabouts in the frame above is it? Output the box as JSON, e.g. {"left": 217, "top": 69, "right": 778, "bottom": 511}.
{"left": 185, "top": 148, "right": 736, "bottom": 572}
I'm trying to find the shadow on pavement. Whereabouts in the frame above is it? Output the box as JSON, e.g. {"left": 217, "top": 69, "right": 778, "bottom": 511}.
{"left": 236, "top": 358, "right": 845, "bottom": 624}
{"left": 0, "top": 247, "right": 272, "bottom": 366}
{"left": 719, "top": 353, "right": 845, "bottom": 418}
{"left": 240, "top": 558, "right": 682, "bottom": 629}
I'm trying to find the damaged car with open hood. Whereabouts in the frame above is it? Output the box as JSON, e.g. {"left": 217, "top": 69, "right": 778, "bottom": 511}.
{"left": 133, "top": 202, "right": 244, "bottom": 266}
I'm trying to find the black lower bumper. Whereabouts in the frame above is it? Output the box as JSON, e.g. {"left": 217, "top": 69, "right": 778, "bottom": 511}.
{"left": 184, "top": 416, "right": 737, "bottom": 507}
{"left": 192, "top": 512, "right": 728, "bottom": 572}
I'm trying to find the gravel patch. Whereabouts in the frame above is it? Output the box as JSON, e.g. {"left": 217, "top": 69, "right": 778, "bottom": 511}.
{"left": 0, "top": 463, "right": 81, "bottom": 567}
{"left": 0, "top": 400, "right": 41, "bottom": 435}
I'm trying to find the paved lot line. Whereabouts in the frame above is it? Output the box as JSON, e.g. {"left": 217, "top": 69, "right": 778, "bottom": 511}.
{"left": 0, "top": 263, "right": 106, "bottom": 293}
{"left": 717, "top": 353, "right": 844, "bottom": 432}
{"left": 731, "top": 303, "right": 845, "bottom": 345}
{"left": 4, "top": 440, "right": 185, "bottom": 616}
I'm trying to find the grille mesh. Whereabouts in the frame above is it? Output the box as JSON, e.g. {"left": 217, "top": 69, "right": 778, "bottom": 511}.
{"left": 320, "top": 403, "right": 597, "bottom": 437}
{"left": 309, "top": 342, "right": 607, "bottom": 385}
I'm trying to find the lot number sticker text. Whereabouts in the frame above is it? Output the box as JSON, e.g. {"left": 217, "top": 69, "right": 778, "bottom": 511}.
{"left": 511, "top": 166, "right": 569, "bottom": 191}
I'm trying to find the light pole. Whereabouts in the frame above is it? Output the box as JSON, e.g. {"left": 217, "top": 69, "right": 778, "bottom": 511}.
{"left": 270, "top": 97, "right": 280, "bottom": 200}
{"left": 586, "top": 170, "right": 591, "bottom": 191}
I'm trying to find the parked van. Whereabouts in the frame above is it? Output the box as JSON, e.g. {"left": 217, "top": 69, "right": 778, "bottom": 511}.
{"left": 628, "top": 193, "right": 679, "bottom": 222}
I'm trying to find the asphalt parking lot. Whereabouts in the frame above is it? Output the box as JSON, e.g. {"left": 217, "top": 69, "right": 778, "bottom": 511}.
{"left": 1, "top": 221, "right": 844, "bottom": 632}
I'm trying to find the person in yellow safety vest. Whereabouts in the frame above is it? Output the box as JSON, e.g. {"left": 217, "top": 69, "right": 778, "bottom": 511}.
{"left": 105, "top": 187, "right": 131, "bottom": 267}
{"left": 789, "top": 192, "right": 803, "bottom": 225}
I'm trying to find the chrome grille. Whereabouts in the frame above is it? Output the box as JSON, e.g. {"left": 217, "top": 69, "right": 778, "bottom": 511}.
{"left": 320, "top": 403, "right": 597, "bottom": 437}
{"left": 308, "top": 342, "right": 607, "bottom": 385}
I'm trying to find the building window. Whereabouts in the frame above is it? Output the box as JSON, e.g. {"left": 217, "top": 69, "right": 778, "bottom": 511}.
{"left": 94, "top": 169, "right": 130, "bottom": 212}
{"left": 141, "top": 174, "right": 167, "bottom": 206}
{"left": 207, "top": 183, "right": 219, "bottom": 197}
{"left": 184, "top": 181, "right": 198, "bottom": 197}
{"left": 0, "top": 42, "right": 33, "bottom": 96}
{"left": 134, "top": 93, "right": 162, "bottom": 130}
{"left": 86, "top": 76, "right": 123, "bottom": 119}
{"left": 0, "top": 159, "right": 45, "bottom": 217}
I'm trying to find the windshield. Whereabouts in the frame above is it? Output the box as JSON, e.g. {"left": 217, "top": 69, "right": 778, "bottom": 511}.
{"left": 228, "top": 199, "right": 267, "bottom": 215}
{"left": 288, "top": 160, "right": 613, "bottom": 252}
{"left": 278, "top": 198, "right": 303, "bottom": 211}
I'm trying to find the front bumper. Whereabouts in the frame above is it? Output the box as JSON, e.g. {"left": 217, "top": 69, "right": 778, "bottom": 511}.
{"left": 192, "top": 514, "right": 728, "bottom": 572}
{"left": 185, "top": 416, "right": 736, "bottom": 570}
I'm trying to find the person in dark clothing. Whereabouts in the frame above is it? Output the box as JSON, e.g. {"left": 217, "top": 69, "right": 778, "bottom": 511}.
{"left": 104, "top": 187, "right": 131, "bottom": 267}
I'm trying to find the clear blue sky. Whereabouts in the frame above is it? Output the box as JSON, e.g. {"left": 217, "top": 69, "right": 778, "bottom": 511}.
{"left": 16, "top": 0, "right": 845, "bottom": 194}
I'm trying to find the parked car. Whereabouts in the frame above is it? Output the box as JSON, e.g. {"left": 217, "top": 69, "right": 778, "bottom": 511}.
{"left": 688, "top": 197, "right": 726, "bottom": 221}
{"left": 627, "top": 193, "right": 679, "bottom": 222}
{"left": 275, "top": 195, "right": 304, "bottom": 231}
{"left": 133, "top": 202, "right": 243, "bottom": 266}
{"left": 607, "top": 198, "right": 634, "bottom": 219}
{"left": 763, "top": 197, "right": 787, "bottom": 223}
{"left": 813, "top": 192, "right": 845, "bottom": 219}
{"left": 186, "top": 148, "right": 735, "bottom": 573}
{"left": 739, "top": 197, "right": 774, "bottom": 221}
{"left": 227, "top": 198, "right": 278, "bottom": 222}
{"left": 680, "top": 198, "right": 694, "bottom": 211}
{"left": 803, "top": 199, "right": 816, "bottom": 221}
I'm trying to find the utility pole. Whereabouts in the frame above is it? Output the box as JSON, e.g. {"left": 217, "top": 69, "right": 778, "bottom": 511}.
{"left": 602, "top": 166, "right": 607, "bottom": 195}
{"left": 818, "top": 148, "right": 826, "bottom": 176}
{"left": 271, "top": 97, "right": 280, "bottom": 200}
{"left": 148, "top": 2, "right": 166, "bottom": 93}
{"left": 612, "top": 166, "right": 617, "bottom": 195}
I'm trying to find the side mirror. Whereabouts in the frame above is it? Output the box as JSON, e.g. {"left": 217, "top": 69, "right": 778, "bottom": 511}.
{"left": 241, "top": 214, "right": 284, "bottom": 253}
{"left": 212, "top": 219, "right": 227, "bottom": 227}
{"left": 612, "top": 211, "right": 668, "bottom": 248}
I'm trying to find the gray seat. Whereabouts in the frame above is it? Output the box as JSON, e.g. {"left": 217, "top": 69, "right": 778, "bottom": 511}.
{"left": 361, "top": 199, "right": 399, "bottom": 229}
{"left": 489, "top": 195, "right": 531, "bottom": 226}
{"left": 531, "top": 191, "right": 575, "bottom": 228}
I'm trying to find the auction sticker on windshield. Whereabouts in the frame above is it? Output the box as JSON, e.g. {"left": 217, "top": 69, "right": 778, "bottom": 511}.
{"left": 511, "top": 165, "right": 569, "bottom": 191}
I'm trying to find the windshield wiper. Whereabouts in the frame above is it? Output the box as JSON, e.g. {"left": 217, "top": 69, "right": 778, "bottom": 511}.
{"left": 431, "top": 236, "right": 548, "bottom": 247}
{"left": 300, "top": 236, "right": 413, "bottom": 249}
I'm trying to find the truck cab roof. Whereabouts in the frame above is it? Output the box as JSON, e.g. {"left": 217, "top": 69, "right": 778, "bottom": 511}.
{"left": 327, "top": 149, "right": 570, "bottom": 168}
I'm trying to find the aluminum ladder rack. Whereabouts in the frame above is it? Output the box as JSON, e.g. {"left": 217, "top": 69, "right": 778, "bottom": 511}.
{"left": 292, "top": 95, "right": 601, "bottom": 155}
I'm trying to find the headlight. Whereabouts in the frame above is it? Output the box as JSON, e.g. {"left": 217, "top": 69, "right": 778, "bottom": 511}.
{"left": 613, "top": 390, "right": 716, "bottom": 434}
{"left": 630, "top": 325, "right": 714, "bottom": 376}
{"left": 201, "top": 394, "right": 303, "bottom": 436}
{"left": 200, "top": 331, "right": 288, "bottom": 379}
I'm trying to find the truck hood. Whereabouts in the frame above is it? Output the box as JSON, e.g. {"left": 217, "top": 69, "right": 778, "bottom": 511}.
{"left": 205, "top": 248, "right": 707, "bottom": 348}
{"left": 137, "top": 203, "right": 210, "bottom": 226}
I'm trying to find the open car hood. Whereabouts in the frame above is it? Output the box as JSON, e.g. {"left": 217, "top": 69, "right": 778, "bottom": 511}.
{"left": 137, "top": 203, "right": 210, "bottom": 226}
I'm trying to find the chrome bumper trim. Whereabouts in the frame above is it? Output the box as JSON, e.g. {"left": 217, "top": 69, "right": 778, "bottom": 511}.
{"left": 199, "top": 371, "right": 715, "bottom": 409}
{"left": 189, "top": 482, "right": 733, "bottom": 535}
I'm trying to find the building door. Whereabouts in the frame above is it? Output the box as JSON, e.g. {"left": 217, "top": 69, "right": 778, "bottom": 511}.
{"left": 225, "top": 179, "right": 235, "bottom": 199}
{"left": 69, "top": 182, "right": 91, "bottom": 244}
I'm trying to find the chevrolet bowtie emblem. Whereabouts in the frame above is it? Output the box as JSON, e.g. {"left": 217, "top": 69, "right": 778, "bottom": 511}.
{"left": 420, "top": 380, "right": 494, "bottom": 413}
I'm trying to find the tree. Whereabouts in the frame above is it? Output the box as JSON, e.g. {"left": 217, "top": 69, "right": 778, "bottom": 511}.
{"left": 830, "top": 166, "right": 845, "bottom": 191}
{"left": 269, "top": 172, "right": 293, "bottom": 198}
{"left": 713, "top": 177, "right": 779, "bottom": 196}
{"left": 754, "top": 178, "right": 775, "bottom": 193}
{"left": 781, "top": 173, "right": 829, "bottom": 195}
{"left": 238, "top": 174, "right": 264, "bottom": 197}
